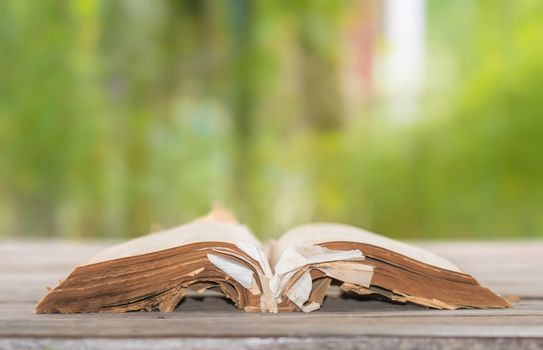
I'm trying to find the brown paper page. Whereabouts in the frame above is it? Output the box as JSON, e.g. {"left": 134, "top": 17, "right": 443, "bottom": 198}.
{"left": 273, "top": 223, "right": 460, "bottom": 272}
{"left": 89, "top": 205, "right": 262, "bottom": 264}
{"left": 35, "top": 207, "right": 274, "bottom": 313}
{"left": 270, "top": 223, "right": 509, "bottom": 311}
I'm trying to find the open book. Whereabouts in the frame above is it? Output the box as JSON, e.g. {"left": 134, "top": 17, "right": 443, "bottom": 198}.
{"left": 35, "top": 207, "right": 511, "bottom": 313}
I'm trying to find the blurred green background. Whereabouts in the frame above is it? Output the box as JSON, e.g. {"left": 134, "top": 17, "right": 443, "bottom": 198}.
{"left": 1, "top": 0, "right": 542, "bottom": 240}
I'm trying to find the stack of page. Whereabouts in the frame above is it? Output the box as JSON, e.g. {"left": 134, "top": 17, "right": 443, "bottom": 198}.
{"left": 35, "top": 207, "right": 510, "bottom": 313}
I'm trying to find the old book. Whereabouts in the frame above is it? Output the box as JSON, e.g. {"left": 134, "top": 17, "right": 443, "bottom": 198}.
{"left": 35, "top": 207, "right": 511, "bottom": 313}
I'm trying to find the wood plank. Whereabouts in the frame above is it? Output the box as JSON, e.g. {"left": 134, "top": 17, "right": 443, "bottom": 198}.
{"left": 2, "top": 336, "right": 542, "bottom": 350}
{"left": 2, "top": 302, "right": 543, "bottom": 338}
{"left": 2, "top": 312, "right": 543, "bottom": 338}
{"left": 3, "top": 297, "right": 543, "bottom": 319}
{"left": 1, "top": 241, "right": 542, "bottom": 350}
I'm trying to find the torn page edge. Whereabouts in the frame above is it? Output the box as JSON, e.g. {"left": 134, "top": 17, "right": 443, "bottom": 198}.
{"left": 207, "top": 253, "right": 258, "bottom": 294}
{"left": 236, "top": 241, "right": 277, "bottom": 313}
{"left": 270, "top": 245, "right": 366, "bottom": 298}
{"left": 236, "top": 241, "right": 273, "bottom": 278}
{"left": 271, "top": 245, "right": 375, "bottom": 312}
{"left": 284, "top": 270, "right": 320, "bottom": 312}
{"left": 316, "top": 262, "right": 374, "bottom": 287}
{"left": 283, "top": 263, "right": 374, "bottom": 312}
{"left": 212, "top": 244, "right": 277, "bottom": 313}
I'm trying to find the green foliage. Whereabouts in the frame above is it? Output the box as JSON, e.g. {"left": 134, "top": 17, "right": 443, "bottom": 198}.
{"left": 354, "top": 0, "right": 543, "bottom": 238}
{"left": 0, "top": 0, "right": 542, "bottom": 239}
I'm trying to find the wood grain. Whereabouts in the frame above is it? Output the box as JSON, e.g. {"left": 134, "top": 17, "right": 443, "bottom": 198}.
{"left": 1, "top": 240, "right": 542, "bottom": 349}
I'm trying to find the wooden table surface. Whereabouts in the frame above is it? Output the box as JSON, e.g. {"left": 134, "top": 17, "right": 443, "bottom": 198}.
{"left": 1, "top": 241, "right": 542, "bottom": 350}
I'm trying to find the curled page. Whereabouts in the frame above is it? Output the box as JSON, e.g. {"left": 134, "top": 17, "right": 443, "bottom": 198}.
{"left": 235, "top": 241, "right": 277, "bottom": 313}
{"left": 207, "top": 242, "right": 278, "bottom": 312}
{"left": 284, "top": 270, "right": 321, "bottom": 312}
{"left": 317, "top": 261, "right": 374, "bottom": 287}
{"left": 270, "top": 245, "right": 370, "bottom": 311}
{"left": 207, "top": 253, "right": 255, "bottom": 289}
{"left": 236, "top": 241, "right": 274, "bottom": 279}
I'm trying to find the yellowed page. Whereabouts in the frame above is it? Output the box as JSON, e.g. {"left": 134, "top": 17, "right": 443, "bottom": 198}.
{"left": 88, "top": 216, "right": 261, "bottom": 264}
{"left": 273, "top": 223, "right": 461, "bottom": 272}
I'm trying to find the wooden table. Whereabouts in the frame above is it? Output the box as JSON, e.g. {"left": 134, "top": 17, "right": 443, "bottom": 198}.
{"left": 1, "top": 241, "right": 542, "bottom": 349}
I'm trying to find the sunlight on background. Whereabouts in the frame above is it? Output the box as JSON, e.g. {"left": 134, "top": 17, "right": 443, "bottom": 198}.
{"left": 1, "top": 0, "right": 542, "bottom": 240}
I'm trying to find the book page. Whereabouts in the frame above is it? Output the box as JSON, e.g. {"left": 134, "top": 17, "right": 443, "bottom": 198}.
{"left": 273, "top": 223, "right": 461, "bottom": 272}
{"left": 88, "top": 213, "right": 262, "bottom": 264}
{"left": 269, "top": 244, "right": 372, "bottom": 311}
